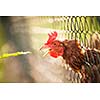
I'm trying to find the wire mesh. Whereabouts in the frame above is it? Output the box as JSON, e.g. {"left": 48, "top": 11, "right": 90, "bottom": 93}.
{"left": 39, "top": 16, "right": 100, "bottom": 82}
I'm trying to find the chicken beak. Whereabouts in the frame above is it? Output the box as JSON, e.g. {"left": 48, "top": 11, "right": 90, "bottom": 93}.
{"left": 39, "top": 45, "right": 50, "bottom": 57}
{"left": 42, "top": 50, "right": 49, "bottom": 57}
{"left": 39, "top": 46, "right": 44, "bottom": 51}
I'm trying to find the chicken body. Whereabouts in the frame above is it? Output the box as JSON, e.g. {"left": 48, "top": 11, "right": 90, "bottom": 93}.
{"left": 41, "top": 32, "right": 100, "bottom": 83}
{"left": 62, "top": 39, "right": 100, "bottom": 82}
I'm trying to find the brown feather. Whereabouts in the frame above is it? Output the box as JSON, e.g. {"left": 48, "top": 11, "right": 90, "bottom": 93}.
{"left": 62, "top": 39, "right": 100, "bottom": 82}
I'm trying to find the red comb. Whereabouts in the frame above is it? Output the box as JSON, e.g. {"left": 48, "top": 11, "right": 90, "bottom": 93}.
{"left": 45, "top": 31, "right": 58, "bottom": 45}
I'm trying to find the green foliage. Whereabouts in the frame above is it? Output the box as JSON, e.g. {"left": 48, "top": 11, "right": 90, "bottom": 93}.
{"left": 0, "top": 51, "right": 32, "bottom": 59}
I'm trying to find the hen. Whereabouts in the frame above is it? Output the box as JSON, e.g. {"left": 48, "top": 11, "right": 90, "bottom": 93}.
{"left": 40, "top": 31, "right": 100, "bottom": 83}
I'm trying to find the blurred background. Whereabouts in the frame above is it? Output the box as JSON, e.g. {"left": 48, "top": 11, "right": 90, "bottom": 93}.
{"left": 0, "top": 16, "right": 100, "bottom": 83}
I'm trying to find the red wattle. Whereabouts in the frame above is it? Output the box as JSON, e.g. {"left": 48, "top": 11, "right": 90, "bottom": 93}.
{"left": 49, "top": 51, "right": 58, "bottom": 58}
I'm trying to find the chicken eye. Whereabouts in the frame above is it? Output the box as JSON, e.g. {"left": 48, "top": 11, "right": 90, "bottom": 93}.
{"left": 53, "top": 43, "right": 56, "bottom": 46}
